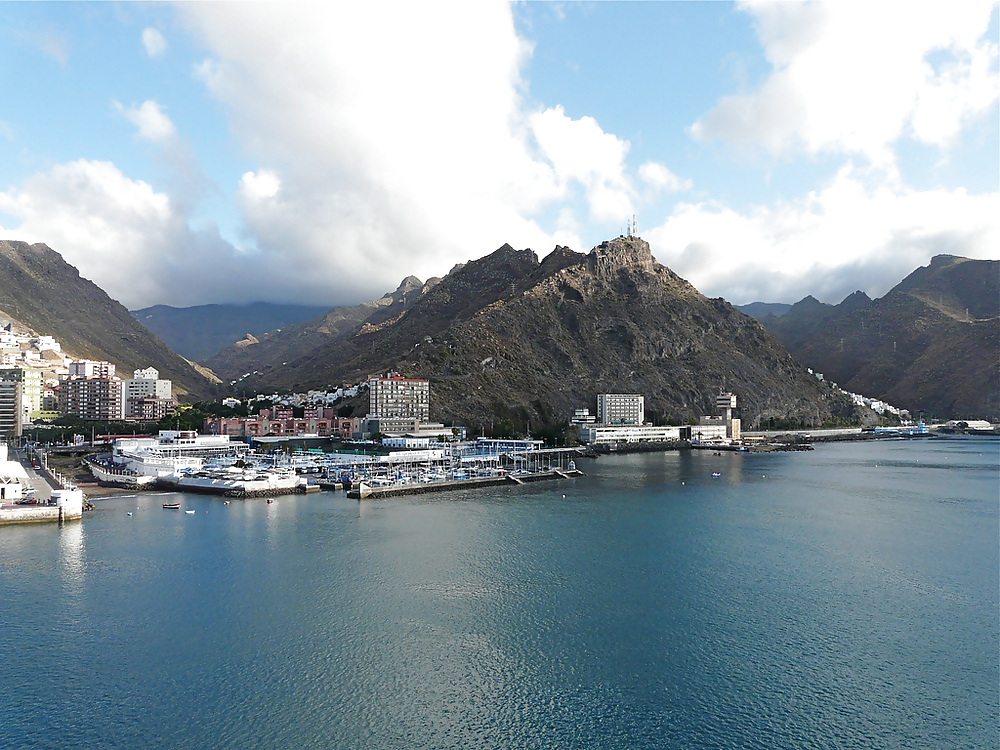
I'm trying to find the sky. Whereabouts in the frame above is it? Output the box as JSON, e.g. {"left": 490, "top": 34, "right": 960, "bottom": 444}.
{"left": 0, "top": 1, "right": 997, "bottom": 310}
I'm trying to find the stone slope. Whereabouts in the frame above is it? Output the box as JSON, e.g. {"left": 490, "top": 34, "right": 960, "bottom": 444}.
{"left": 0, "top": 240, "right": 216, "bottom": 399}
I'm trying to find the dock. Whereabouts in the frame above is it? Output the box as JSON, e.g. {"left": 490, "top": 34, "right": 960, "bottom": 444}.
{"left": 347, "top": 468, "right": 585, "bottom": 499}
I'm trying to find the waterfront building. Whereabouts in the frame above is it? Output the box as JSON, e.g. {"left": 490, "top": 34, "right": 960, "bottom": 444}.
{"left": 570, "top": 408, "right": 597, "bottom": 426}
{"left": 109, "top": 430, "right": 250, "bottom": 477}
{"left": 0, "top": 443, "right": 28, "bottom": 502}
{"left": 367, "top": 372, "right": 429, "bottom": 422}
{"left": 382, "top": 436, "right": 432, "bottom": 449}
{"left": 473, "top": 437, "right": 544, "bottom": 453}
{"left": 597, "top": 394, "right": 644, "bottom": 425}
{"left": 699, "top": 392, "right": 741, "bottom": 440}
{"left": 579, "top": 424, "right": 729, "bottom": 444}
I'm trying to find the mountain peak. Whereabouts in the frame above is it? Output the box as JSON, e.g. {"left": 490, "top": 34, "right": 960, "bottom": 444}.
{"left": 395, "top": 275, "right": 424, "bottom": 294}
{"left": 588, "top": 236, "right": 656, "bottom": 276}
{"left": 837, "top": 290, "right": 872, "bottom": 313}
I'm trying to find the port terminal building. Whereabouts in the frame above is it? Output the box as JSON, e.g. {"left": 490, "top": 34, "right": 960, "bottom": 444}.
{"left": 579, "top": 393, "right": 740, "bottom": 445}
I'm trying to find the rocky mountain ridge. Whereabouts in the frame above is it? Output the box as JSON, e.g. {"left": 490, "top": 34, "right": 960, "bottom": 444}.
{"left": 212, "top": 236, "right": 857, "bottom": 428}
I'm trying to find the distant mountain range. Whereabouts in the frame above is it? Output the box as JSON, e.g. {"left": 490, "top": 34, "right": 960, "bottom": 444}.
{"left": 206, "top": 237, "right": 857, "bottom": 429}
{"left": 758, "top": 255, "right": 999, "bottom": 420}
{"left": 735, "top": 301, "right": 792, "bottom": 319}
{"left": 204, "top": 275, "right": 441, "bottom": 382}
{"left": 131, "top": 303, "right": 331, "bottom": 361}
{"left": 0, "top": 240, "right": 216, "bottom": 399}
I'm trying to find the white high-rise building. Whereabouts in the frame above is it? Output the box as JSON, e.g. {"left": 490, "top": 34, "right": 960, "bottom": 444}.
{"left": 124, "top": 367, "right": 174, "bottom": 421}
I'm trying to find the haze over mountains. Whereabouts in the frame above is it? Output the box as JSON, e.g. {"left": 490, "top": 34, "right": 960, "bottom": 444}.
{"left": 0, "top": 240, "right": 216, "bottom": 399}
{"left": 131, "top": 303, "right": 331, "bottom": 362}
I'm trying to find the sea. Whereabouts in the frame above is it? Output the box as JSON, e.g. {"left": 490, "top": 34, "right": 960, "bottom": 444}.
{"left": 1, "top": 437, "right": 996, "bottom": 750}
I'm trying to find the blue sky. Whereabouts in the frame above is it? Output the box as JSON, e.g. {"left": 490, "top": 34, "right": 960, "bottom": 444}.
{"left": 1, "top": 1, "right": 997, "bottom": 309}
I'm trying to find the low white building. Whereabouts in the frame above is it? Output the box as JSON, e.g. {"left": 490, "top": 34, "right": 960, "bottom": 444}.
{"left": 0, "top": 444, "right": 28, "bottom": 502}
{"left": 579, "top": 423, "right": 729, "bottom": 445}
{"left": 382, "top": 436, "right": 432, "bottom": 449}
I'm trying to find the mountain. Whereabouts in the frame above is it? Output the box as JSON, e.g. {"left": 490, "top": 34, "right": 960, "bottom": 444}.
{"left": 0, "top": 240, "right": 217, "bottom": 399}
{"left": 212, "top": 237, "right": 857, "bottom": 428}
{"left": 206, "top": 275, "right": 440, "bottom": 383}
{"left": 131, "top": 303, "right": 331, "bottom": 361}
{"left": 736, "top": 301, "right": 792, "bottom": 320}
{"left": 761, "top": 255, "right": 999, "bottom": 419}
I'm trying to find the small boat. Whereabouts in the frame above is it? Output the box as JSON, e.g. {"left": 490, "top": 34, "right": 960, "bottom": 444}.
{"left": 712, "top": 472, "right": 721, "bottom": 478}
{"left": 223, "top": 500, "right": 231, "bottom": 505}
{"left": 127, "top": 511, "right": 133, "bottom": 516}
{"left": 163, "top": 503, "right": 181, "bottom": 509}
{"left": 185, "top": 509, "right": 196, "bottom": 514}
{"left": 266, "top": 498, "right": 274, "bottom": 504}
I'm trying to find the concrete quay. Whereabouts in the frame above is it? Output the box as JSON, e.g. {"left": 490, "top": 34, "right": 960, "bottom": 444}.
{"left": 0, "top": 490, "right": 84, "bottom": 525}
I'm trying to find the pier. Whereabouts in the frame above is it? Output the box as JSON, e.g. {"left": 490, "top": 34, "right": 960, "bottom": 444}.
{"left": 347, "top": 468, "right": 585, "bottom": 499}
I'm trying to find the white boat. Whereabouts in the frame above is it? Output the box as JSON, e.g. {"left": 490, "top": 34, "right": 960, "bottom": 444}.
{"left": 101, "top": 431, "right": 251, "bottom": 479}
{"left": 162, "top": 466, "right": 302, "bottom": 497}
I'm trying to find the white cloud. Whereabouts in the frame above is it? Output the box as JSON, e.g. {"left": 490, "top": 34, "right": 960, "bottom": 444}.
{"left": 142, "top": 27, "right": 167, "bottom": 58}
{"left": 0, "top": 159, "right": 252, "bottom": 309}
{"left": 176, "top": 2, "right": 574, "bottom": 300}
{"left": 177, "top": 2, "right": 672, "bottom": 301}
{"left": 646, "top": 164, "right": 1000, "bottom": 304}
{"left": 530, "top": 105, "right": 635, "bottom": 222}
{"left": 691, "top": 0, "right": 1000, "bottom": 163}
{"left": 238, "top": 170, "right": 280, "bottom": 203}
{"left": 115, "top": 99, "right": 177, "bottom": 143}
{"left": 638, "top": 162, "right": 692, "bottom": 193}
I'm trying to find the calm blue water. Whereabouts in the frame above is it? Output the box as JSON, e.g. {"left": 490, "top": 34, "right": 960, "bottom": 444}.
{"left": 1, "top": 438, "right": 997, "bottom": 749}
